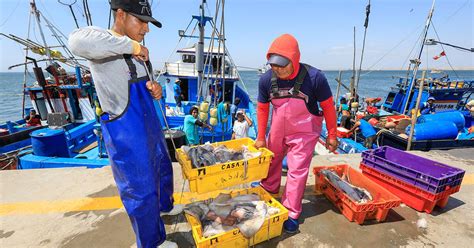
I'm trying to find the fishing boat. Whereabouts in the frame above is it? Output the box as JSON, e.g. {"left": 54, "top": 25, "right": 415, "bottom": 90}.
{"left": 157, "top": 0, "right": 257, "bottom": 142}
{"left": 1, "top": 0, "right": 256, "bottom": 170}
{"left": 316, "top": 1, "right": 474, "bottom": 154}
{"left": 257, "top": 64, "right": 269, "bottom": 75}
{"left": 0, "top": 0, "right": 108, "bottom": 170}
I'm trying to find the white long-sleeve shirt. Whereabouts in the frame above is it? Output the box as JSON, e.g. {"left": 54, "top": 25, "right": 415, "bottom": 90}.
{"left": 69, "top": 26, "right": 148, "bottom": 117}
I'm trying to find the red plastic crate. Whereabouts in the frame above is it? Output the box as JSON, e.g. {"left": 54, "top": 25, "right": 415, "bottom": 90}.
{"left": 360, "top": 163, "right": 459, "bottom": 214}
{"left": 336, "top": 127, "right": 351, "bottom": 138}
{"left": 313, "top": 164, "right": 401, "bottom": 224}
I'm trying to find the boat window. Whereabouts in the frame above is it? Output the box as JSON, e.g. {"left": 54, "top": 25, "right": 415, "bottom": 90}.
{"left": 182, "top": 54, "right": 195, "bottom": 63}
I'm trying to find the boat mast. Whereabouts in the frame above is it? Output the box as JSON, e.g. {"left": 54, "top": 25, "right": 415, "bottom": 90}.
{"left": 220, "top": 0, "right": 226, "bottom": 103}
{"left": 30, "top": 0, "right": 52, "bottom": 64}
{"left": 354, "top": 0, "right": 371, "bottom": 98}
{"left": 196, "top": 0, "right": 206, "bottom": 101}
{"left": 401, "top": 0, "right": 436, "bottom": 115}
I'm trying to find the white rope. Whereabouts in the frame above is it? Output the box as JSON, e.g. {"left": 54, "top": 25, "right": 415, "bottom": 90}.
{"left": 143, "top": 63, "right": 178, "bottom": 154}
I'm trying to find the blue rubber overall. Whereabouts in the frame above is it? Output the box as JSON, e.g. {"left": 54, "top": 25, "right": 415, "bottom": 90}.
{"left": 100, "top": 56, "right": 173, "bottom": 248}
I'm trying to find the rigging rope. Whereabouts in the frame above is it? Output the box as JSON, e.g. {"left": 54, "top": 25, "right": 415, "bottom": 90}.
{"left": 430, "top": 21, "right": 460, "bottom": 79}
{"left": 360, "top": 0, "right": 469, "bottom": 77}
{"left": 0, "top": 0, "right": 21, "bottom": 28}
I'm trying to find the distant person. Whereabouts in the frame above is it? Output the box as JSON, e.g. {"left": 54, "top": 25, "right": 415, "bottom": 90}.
{"left": 465, "top": 99, "right": 474, "bottom": 117}
{"left": 210, "top": 80, "right": 223, "bottom": 103}
{"left": 184, "top": 106, "right": 212, "bottom": 145}
{"left": 165, "top": 104, "right": 176, "bottom": 116}
{"left": 420, "top": 96, "right": 436, "bottom": 115}
{"left": 364, "top": 97, "right": 382, "bottom": 107}
{"left": 25, "top": 109, "right": 42, "bottom": 127}
{"left": 338, "top": 97, "right": 351, "bottom": 129}
{"left": 217, "top": 101, "right": 230, "bottom": 124}
{"left": 348, "top": 116, "right": 378, "bottom": 148}
{"left": 174, "top": 79, "right": 184, "bottom": 114}
{"left": 230, "top": 97, "right": 241, "bottom": 125}
{"left": 232, "top": 110, "right": 252, "bottom": 139}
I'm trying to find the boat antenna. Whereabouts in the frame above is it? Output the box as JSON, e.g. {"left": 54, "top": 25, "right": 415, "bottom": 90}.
{"left": 354, "top": 0, "right": 371, "bottom": 98}
{"left": 58, "top": 0, "right": 79, "bottom": 28}
{"left": 401, "top": 0, "right": 436, "bottom": 115}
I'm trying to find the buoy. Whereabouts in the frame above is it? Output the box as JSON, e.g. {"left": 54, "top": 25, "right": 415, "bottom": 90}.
{"left": 417, "top": 111, "right": 465, "bottom": 131}
{"left": 209, "top": 117, "right": 218, "bottom": 126}
{"left": 210, "top": 107, "right": 217, "bottom": 118}
{"left": 200, "top": 101, "right": 210, "bottom": 113}
{"left": 199, "top": 112, "right": 208, "bottom": 121}
{"left": 406, "top": 121, "right": 458, "bottom": 140}
{"left": 50, "top": 50, "right": 63, "bottom": 59}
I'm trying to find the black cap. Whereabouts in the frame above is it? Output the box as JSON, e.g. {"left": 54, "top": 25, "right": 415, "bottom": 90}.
{"left": 111, "top": 0, "right": 162, "bottom": 28}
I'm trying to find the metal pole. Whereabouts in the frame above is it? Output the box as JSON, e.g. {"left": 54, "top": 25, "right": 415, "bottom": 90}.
{"left": 350, "top": 26, "right": 356, "bottom": 99}
{"left": 31, "top": 0, "right": 52, "bottom": 64}
{"left": 196, "top": 0, "right": 205, "bottom": 102}
{"left": 68, "top": 5, "right": 79, "bottom": 28}
{"left": 402, "top": 0, "right": 435, "bottom": 115}
{"left": 355, "top": 0, "right": 371, "bottom": 96}
{"left": 407, "top": 70, "right": 426, "bottom": 151}
{"left": 335, "top": 78, "right": 351, "bottom": 92}
{"left": 335, "top": 71, "right": 342, "bottom": 110}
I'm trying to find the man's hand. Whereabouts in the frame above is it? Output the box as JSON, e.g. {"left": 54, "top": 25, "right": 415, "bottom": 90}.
{"left": 325, "top": 138, "right": 339, "bottom": 153}
{"left": 134, "top": 45, "right": 149, "bottom": 61}
{"left": 146, "top": 81, "right": 162, "bottom": 100}
{"left": 254, "top": 139, "right": 266, "bottom": 149}
{"left": 207, "top": 124, "right": 213, "bottom": 131}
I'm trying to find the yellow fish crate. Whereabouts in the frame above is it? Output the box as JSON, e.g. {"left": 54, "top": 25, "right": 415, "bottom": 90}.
{"left": 173, "top": 187, "right": 289, "bottom": 248}
{"left": 176, "top": 138, "right": 273, "bottom": 193}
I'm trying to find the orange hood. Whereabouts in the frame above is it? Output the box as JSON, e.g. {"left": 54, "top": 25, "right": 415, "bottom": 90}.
{"left": 266, "top": 34, "right": 301, "bottom": 80}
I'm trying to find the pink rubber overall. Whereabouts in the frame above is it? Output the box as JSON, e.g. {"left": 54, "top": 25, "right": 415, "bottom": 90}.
{"left": 261, "top": 97, "right": 322, "bottom": 219}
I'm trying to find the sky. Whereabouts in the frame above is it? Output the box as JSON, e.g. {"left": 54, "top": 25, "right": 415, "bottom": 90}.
{"left": 0, "top": 0, "right": 472, "bottom": 72}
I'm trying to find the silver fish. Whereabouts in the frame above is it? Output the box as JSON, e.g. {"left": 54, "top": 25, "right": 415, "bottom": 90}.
{"left": 321, "top": 169, "right": 373, "bottom": 203}
{"left": 183, "top": 194, "right": 269, "bottom": 238}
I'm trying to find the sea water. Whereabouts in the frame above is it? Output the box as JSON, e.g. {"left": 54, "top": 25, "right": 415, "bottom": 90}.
{"left": 1, "top": 70, "right": 473, "bottom": 123}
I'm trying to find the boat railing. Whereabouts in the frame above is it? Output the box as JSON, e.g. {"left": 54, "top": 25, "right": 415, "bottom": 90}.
{"left": 65, "top": 120, "right": 96, "bottom": 152}
{"left": 164, "top": 62, "right": 238, "bottom": 79}
{"left": 406, "top": 77, "right": 473, "bottom": 92}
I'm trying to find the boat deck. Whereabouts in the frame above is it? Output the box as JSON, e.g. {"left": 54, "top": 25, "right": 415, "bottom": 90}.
{"left": 1, "top": 149, "right": 473, "bottom": 247}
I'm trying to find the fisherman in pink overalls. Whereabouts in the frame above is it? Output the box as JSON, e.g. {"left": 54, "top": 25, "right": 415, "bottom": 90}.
{"left": 255, "top": 34, "right": 338, "bottom": 233}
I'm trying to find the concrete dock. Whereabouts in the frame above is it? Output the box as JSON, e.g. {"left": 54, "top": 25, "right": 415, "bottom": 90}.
{"left": 1, "top": 149, "right": 473, "bottom": 247}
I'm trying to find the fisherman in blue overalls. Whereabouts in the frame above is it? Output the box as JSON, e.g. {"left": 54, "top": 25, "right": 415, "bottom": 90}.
{"left": 420, "top": 96, "right": 437, "bottom": 115}
{"left": 69, "top": 1, "right": 175, "bottom": 247}
{"left": 174, "top": 79, "right": 184, "bottom": 114}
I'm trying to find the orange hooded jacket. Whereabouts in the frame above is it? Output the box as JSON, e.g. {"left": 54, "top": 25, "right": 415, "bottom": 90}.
{"left": 257, "top": 34, "right": 337, "bottom": 141}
